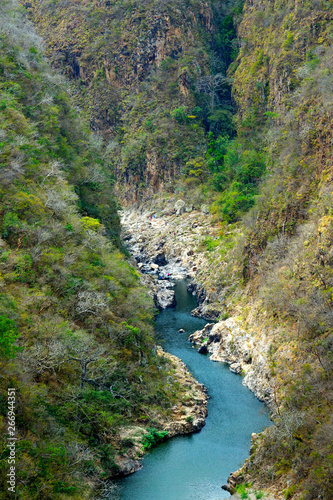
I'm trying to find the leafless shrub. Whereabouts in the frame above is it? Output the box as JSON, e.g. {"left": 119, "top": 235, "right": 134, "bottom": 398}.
{"left": 265, "top": 410, "right": 307, "bottom": 452}
{"left": 40, "top": 160, "right": 65, "bottom": 184}
{"left": 0, "top": 161, "right": 25, "bottom": 184}
{"left": 195, "top": 73, "right": 231, "bottom": 111}
{"left": 76, "top": 291, "right": 108, "bottom": 316}
{"left": 63, "top": 253, "right": 77, "bottom": 266}
{"left": 18, "top": 340, "right": 67, "bottom": 375}
{"left": 66, "top": 443, "right": 94, "bottom": 467}
{"left": 81, "top": 165, "right": 105, "bottom": 185}
{"left": 44, "top": 185, "right": 78, "bottom": 216}
{"left": 93, "top": 480, "right": 121, "bottom": 500}
{"left": 83, "top": 230, "right": 107, "bottom": 251}
{"left": 64, "top": 333, "right": 118, "bottom": 391}
{"left": 0, "top": 0, "right": 43, "bottom": 61}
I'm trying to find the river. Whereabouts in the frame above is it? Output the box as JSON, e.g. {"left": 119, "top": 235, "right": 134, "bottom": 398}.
{"left": 115, "top": 280, "right": 270, "bottom": 500}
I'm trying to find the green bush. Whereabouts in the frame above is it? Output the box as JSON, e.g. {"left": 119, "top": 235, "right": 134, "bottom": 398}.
{"left": 171, "top": 106, "right": 190, "bottom": 124}
{"left": 283, "top": 485, "right": 297, "bottom": 499}
{"left": 0, "top": 315, "right": 21, "bottom": 359}
{"left": 141, "top": 428, "right": 168, "bottom": 450}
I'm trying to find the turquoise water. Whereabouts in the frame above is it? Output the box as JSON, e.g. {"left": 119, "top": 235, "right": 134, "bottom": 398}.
{"left": 116, "top": 281, "right": 270, "bottom": 500}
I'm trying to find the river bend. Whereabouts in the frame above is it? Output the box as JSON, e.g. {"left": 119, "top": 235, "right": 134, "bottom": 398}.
{"left": 116, "top": 281, "right": 270, "bottom": 500}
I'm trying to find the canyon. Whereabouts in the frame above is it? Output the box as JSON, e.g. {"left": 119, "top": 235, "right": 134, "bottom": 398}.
{"left": 0, "top": 0, "right": 332, "bottom": 499}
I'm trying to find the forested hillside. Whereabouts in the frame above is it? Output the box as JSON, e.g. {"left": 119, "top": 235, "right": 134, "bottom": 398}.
{"left": 2, "top": 0, "right": 333, "bottom": 499}
{"left": 22, "top": 0, "right": 243, "bottom": 203}
{"left": 227, "top": 2, "right": 333, "bottom": 498}
{"left": 0, "top": 2, "right": 198, "bottom": 498}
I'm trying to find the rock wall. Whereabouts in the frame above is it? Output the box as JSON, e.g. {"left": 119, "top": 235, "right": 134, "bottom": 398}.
{"left": 189, "top": 319, "right": 272, "bottom": 405}
{"left": 23, "top": 0, "right": 218, "bottom": 203}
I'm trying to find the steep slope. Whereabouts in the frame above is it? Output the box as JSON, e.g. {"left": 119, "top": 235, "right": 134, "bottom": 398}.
{"left": 17, "top": 0, "right": 333, "bottom": 499}
{"left": 21, "top": 0, "right": 241, "bottom": 202}
{"left": 0, "top": 3, "right": 207, "bottom": 499}
{"left": 226, "top": 2, "right": 333, "bottom": 498}
{"left": 179, "top": 2, "right": 333, "bottom": 498}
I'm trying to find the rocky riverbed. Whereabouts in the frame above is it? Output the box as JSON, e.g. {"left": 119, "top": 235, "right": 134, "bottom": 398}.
{"left": 121, "top": 203, "right": 273, "bottom": 406}
{"left": 121, "top": 202, "right": 279, "bottom": 498}
{"left": 189, "top": 319, "right": 272, "bottom": 405}
{"left": 121, "top": 203, "right": 224, "bottom": 319}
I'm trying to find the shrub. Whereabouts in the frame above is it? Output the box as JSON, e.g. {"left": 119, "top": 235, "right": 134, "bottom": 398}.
{"left": 141, "top": 428, "right": 168, "bottom": 450}
{"left": 0, "top": 315, "right": 21, "bottom": 359}
{"left": 171, "top": 106, "right": 189, "bottom": 124}
{"left": 283, "top": 484, "right": 297, "bottom": 499}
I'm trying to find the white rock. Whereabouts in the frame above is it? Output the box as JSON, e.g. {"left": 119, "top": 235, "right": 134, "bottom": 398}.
{"left": 175, "top": 199, "right": 186, "bottom": 216}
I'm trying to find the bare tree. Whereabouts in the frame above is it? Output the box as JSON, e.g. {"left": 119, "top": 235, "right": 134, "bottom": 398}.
{"left": 195, "top": 74, "right": 231, "bottom": 112}
{"left": 69, "top": 346, "right": 109, "bottom": 389}
{"left": 75, "top": 291, "right": 109, "bottom": 316}
{"left": 65, "top": 334, "right": 131, "bottom": 402}
{"left": 18, "top": 340, "right": 67, "bottom": 375}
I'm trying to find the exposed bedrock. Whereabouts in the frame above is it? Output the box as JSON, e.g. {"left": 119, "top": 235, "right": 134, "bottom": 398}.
{"left": 122, "top": 206, "right": 273, "bottom": 408}
{"left": 189, "top": 318, "right": 272, "bottom": 405}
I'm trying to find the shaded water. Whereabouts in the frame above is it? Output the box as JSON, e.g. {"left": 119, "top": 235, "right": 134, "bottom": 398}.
{"left": 116, "top": 281, "right": 270, "bottom": 500}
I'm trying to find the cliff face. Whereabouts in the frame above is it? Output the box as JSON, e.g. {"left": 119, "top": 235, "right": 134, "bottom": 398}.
{"left": 22, "top": 0, "right": 228, "bottom": 202}
{"left": 232, "top": 0, "right": 333, "bottom": 273}
{"left": 222, "top": 2, "right": 333, "bottom": 498}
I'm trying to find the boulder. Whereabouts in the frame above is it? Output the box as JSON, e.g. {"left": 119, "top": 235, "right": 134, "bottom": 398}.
{"left": 187, "top": 282, "right": 197, "bottom": 294}
{"left": 188, "top": 330, "right": 203, "bottom": 344}
{"left": 230, "top": 362, "right": 242, "bottom": 374}
{"left": 115, "top": 456, "right": 142, "bottom": 475}
{"left": 174, "top": 199, "right": 186, "bottom": 216}
{"left": 198, "top": 342, "right": 208, "bottom": 354}
{"left": 155, "top": 289, "right": 176, "bottom": 309}
{"left": 189, "top": 323, "right": 214, "bottom": 344}
{"left": 191, "top": 304, "right": 221, "bottom": 321}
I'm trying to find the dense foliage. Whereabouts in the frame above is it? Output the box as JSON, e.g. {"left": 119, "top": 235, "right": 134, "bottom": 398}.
{"left": 7, "top": 0, "right": 333, "bottom": 498}
{"left": 0, "top": 2, "right": 187, "bottom": 498}
{"left": 231, "top": 2, "right": 333, "bottom": 498}
{"left": 194, "top": 2, "right": 333, "bottom": 498}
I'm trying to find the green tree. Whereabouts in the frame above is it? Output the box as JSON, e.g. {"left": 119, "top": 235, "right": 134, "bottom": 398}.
{"left": 0, "top": 315, "right": 21, "bottom": 359}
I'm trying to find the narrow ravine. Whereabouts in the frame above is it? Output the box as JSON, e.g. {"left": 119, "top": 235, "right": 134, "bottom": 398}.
{"left": 114, "top": 281, "right": 270, "bottom": 500}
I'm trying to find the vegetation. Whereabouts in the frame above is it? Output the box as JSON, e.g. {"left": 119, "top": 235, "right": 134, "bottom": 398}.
{"left": 22, "top": 0, "right": 257, "bottom": 217}
{"left": 141, "top": 428, "right": 168, "bottom": 451}
{"left": 3, "top": 0, "right": 333, "bottom": 499}
{"left": 0, "top": 2, "right": 189, "bottom": 498}
{"left": 204, "top": 2, "right": 333, "bottom": 499}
